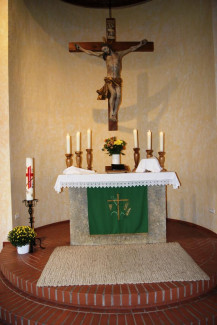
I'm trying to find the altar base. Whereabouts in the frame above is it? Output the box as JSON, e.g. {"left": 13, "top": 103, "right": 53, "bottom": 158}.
{"left": 69, "top": 186, "right": 166, "bottom": 245}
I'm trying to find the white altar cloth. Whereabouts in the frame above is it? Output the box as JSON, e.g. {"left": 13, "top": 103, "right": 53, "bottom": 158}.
{"left": 54, "top": 172, "right": 180, "bottom": 193}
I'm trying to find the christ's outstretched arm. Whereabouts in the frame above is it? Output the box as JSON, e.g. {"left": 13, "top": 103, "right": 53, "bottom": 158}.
{"left": 75, "top": 44, "right": 103, "bottom": 58}
{"left": 118, "top": 39, "right": 148, "bottom": 58}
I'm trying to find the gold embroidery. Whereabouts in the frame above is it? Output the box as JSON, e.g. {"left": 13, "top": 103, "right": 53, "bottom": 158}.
{"left": 107, "top": 193, "right": 129, "bottom": 221}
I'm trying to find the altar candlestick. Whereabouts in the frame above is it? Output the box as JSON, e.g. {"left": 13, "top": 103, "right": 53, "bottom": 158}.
{"left": 66, "top": 133, "right": 71, "bottom": 154}
{"left": 87, "top": 129, "right": 92, "bottom": 149}
{"left": 76, "top": 131, "right": 81, "bottom": 151}
{"left": 26, "top": 158, "right": 34, "bottom": 201}
{"left": 159, "top": 131, "right": 164, "bottom": 152}
{"left": 133, "top": 129, "right": 138, "bottom": 148}
{"left": 147, "top": 130, "right": 152, "bottom": 150}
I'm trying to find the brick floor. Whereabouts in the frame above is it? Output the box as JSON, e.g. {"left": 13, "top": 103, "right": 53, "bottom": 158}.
{"left": 0, "top": 219, "right": 217, "bottom": 324}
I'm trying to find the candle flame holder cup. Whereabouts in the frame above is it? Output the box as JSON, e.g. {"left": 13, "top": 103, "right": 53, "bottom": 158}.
{"left": 132, "top": 148, "right": 140, "bottom": 172}
{"left": 158, "top": 151, "right": 166, "bottom": 171}
{"left": 86, "top": 149, "right": 93, "bottom": 170}
{"left": 146, "top": 149, "right": 153, "bottom": 158}
{"left": 75, "top": 151, "right": 82, "bottom": 168}
{"left": 65, "top": 153, "right": 73, "bottom": 168}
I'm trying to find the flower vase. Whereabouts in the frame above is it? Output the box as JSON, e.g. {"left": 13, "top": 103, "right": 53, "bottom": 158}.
{"left": 112, "top": 154, "right": 120, "bottom": 165}
{"left": 17, "top": 244, "right": 30, "bottom": 255}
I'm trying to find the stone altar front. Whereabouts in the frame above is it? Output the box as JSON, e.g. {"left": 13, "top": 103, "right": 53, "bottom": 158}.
{"left": 54, "top": 172, "right": 180, "bottom": 246}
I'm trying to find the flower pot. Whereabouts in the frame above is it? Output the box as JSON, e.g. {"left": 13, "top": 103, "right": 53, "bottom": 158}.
{"left": 112, "top": 154, "right": 120, "bottom": 165}
{"left": 17, "top": 244, "right": 30, "bottom": 255}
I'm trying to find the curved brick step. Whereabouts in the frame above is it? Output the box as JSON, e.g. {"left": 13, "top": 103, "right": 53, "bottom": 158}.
{"left": 1, "top": 253, "right": 216, "bottom": 309}
{"left": 1, "top": 271, "right": 217, "bottom": 325}
{"left": 1, "top": 220, "right": 217, "bottom": 310}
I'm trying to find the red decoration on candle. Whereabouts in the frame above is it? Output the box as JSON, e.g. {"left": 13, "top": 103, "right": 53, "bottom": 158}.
{"left": 26, "top": 166, "right": 34, "bottom": 189}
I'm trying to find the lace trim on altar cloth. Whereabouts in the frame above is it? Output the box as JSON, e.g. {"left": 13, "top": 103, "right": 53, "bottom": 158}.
{"left": 54, "top": 172, "right": 180, "bottom": 193}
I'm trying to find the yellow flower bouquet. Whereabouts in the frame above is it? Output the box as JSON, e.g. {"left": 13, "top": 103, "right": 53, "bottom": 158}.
{"left": 102, "top": 137, "right": 126, "bottom": 156}
{"left": 8, "top": 226, "right": 36, "bottom": 247}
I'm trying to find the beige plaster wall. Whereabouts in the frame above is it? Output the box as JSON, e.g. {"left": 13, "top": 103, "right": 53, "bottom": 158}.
{"left": 8, "top": 0, "right": 217, "bottom": 234}
{"left": 0, "top": 0, "right": 12, "bottom": 251}
{"left": 212, "top": 0, "right": 217, "bottom": 118}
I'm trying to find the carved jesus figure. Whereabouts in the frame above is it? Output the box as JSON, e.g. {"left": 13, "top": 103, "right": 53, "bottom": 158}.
{"left": 75, "top": 39, "right": 147, "bottom": 121}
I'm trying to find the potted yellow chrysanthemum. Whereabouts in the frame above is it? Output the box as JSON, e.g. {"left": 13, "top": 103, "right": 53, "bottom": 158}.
{"left": 8, "top": 226, "right": 36, "bottom": 254}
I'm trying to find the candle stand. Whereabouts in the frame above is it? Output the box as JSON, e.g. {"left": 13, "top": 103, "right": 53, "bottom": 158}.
{"left": 158, "top": 151, "right": 166, "bottom": 171}
{"left": 22, "top": 199, "right": 45, "bottom": 253}
{"left": 146, "top": 149, "right": 153, "bottom": 158}
{"left": 75, "top": 151, "right": 82, "bottom": 168}
{"left": 132, "top": 148, "right": 140, "bottom": 172}
{"left": 65, "top": 153, "right": 73, "bottom": 168}
{"left": 86, "top": 149, "right": 93, "bottom": 170}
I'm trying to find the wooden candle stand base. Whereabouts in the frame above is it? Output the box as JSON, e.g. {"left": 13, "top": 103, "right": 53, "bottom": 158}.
{"left": 86, "top": 149, "right": 92, "bottom": 170}
{"left": 75, "top": 151, "right": 82, "bottom": 168}
{"left": 132, "top": 148, "right": 140, "bottom": 172}
{"left": 158, "top": 151, "right": 166, "bottom": 171}
{"left": 65, "top": 153, "right": 73, "bottom": 167}
{"left": 146, "top": 149, "right": 153, "bottom": 158}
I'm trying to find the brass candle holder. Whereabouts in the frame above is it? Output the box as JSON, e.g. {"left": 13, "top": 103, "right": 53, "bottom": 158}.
{"left": 146, "top": 149, "right": 153, "bottom": 158}
{"left": 86, "top": 149, "right": 93, "bottom": 170}
{"left": 132, "top": 148, "right": 140, "bottom": 172}
{"left": 75, "top": 151, "right": 82, "bottom": 168}
{"left": 65, "top": 153, "right": 73, "bottom": 168}
{"left": 158, "top": 151, "right": 166, "bottom": 171}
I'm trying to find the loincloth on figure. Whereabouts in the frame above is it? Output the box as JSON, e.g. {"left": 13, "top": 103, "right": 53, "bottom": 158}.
{"left": 96, "top": 77, "right": 122, "bottom": 100}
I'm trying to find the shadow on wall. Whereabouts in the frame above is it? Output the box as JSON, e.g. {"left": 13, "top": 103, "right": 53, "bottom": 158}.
{"left": 92, "top": 72, "right": 178, "bottom": 133}
{"left": 23, "top": 0, "right": 107, "bottom": 51}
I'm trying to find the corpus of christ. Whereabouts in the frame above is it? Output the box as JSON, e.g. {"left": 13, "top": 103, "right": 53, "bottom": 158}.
{"left": 69, "top": 17, "right": 154, "bottom": 130}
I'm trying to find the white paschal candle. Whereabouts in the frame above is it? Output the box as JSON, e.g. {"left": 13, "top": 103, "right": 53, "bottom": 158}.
{"left": 160, "top": 131, "right": 164, "bottom": 152}
{"left": 66, "top": 133, "right": 71, "bottom": 154}
{"left": 133, "top": 129, "right": 138, "bottom": 148}
{"left": 76, "top": 131, "right": 81, "bottom": 151}
{"left": 26, "top": 158, "right": 34, "bottom": 201}
{"left": 147, "top": 130, "right": 152, "bottom": 150}
{"left": 87, "top": 129, "right": 91, "bottom": 149}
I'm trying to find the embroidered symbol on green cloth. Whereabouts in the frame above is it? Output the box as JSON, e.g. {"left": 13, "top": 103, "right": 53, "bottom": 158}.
{"left": 107, "top": 193, "right": 131, "bottom": 221}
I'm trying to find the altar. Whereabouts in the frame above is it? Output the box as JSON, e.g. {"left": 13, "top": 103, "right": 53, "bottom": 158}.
{"left": 55, "top": 172, "right": 180, "bottom": 245}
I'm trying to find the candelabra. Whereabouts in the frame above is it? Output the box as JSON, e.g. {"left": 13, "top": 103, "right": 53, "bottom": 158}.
{"left": 158, "top": 151, "right": 166, "bottom": 171}
{"left": 65, "top": 153, "right": 73, "bottom": 168}
{"left": 132, "top": 148, "right": 140, "bottom": 172}
{"left": 86, "top": 149, "right": 93, "bottom": 170}
{"left": 22, "top": 199, "right": 45, "bottom": 253}
{"left": 146, "top": 149, "right": 153, "bottom": 158}
{"left": 75, "top": 151, "right": 82, "bottom": 168}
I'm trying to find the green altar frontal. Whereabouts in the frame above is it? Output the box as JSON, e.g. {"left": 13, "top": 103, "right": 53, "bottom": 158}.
{"left": 87, "top": 186, "right": 148, "bottom": 235}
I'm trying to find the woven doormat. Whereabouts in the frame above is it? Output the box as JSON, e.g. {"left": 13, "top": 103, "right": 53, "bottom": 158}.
{"left": 37, "top": 242, "right": 209, "bottom": 287}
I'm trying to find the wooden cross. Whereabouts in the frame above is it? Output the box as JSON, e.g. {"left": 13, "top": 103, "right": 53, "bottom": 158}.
{"left": 107, "top": 193, "right": 129, "bottom": 221}
{"left": 69, "top": 20, "right": 154, "bottom": 131}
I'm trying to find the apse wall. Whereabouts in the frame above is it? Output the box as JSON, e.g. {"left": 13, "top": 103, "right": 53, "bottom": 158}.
{"left": 0, "top": 0, "right": 12, "bottom": 250}
{"left": 9, "top": 0, "right": 217, "bottom": 233}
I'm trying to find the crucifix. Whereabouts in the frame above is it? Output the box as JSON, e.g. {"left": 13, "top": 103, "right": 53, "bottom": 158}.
{"left": 107, "top": 193, "right": 129, "bottom": 221}
{"left": 69, "top": 14, "right": 154, "bottom": 131}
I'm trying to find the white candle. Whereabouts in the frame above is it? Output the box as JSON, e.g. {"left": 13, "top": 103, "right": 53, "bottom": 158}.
{"left": 87, "top": 129, "right": 91, "bottom": 149}
{"left": 66, "top": 133, "right": 71, "bottom": 154}
{"left": 133, "top": 129, "right": 138, "bottom": 148}
{"left": 26, "top": 158, "right": 34, "bottom": 201}
{"left": 147, "top": 130, "right": 152, "bottom": 150}
{"left": 76, "top": 131, "right": 81, "bottom": 151}
{"left": 159, "top": 131, "right": 164, "bottom": 152}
